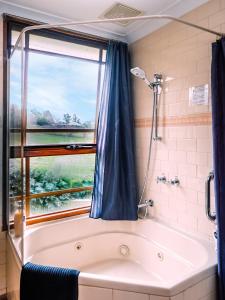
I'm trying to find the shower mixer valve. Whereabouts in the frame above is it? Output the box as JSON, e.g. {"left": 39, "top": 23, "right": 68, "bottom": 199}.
{"left": 156, "top": 175, "right": 180, "bottom": 186}
{"left": 169, "top": 176, "right": 180, "bottom": 186}
{"left": 156, "top": 175, "right": 167, "bottom": 184}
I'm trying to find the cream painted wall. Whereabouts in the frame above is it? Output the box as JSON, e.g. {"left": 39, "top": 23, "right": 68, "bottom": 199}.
{"left": 130, "top": 0, "right": 225, "bottom": 241}
{"left": 0, "top": 16, "right": 6, "bottom": 296}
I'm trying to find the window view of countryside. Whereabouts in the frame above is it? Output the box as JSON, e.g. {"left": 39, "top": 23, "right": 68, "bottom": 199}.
{"left": 9, "top": 46, "right": 103, "bottom": 216}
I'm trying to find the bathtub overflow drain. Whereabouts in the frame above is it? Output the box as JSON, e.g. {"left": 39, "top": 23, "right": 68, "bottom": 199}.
{"left": 157, "top": 252, "right": 164, "bottom": 261}
{"left": 119, "top": 245, "right": 130, "bottom": 257}
{"left": 74, "top": 242, "right": 83, "bottom": 251}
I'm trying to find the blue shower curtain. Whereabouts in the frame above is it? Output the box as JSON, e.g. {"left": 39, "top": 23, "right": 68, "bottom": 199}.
{"left": 211, "top": 37, "right": 225, "bottom": 299}
{"left": 90, "top": 41, "right": 138, "bottom": 220}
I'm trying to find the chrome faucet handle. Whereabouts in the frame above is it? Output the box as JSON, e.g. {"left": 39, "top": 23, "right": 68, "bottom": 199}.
{"left": 156, "top": 175, "right": 167, "bottom": 184}
{"left": 169, "top": 176, "right": 180, "bottom": 186}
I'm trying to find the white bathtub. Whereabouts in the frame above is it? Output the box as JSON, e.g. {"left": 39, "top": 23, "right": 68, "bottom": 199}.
{"left": 17, "top": 216, "right": 217, "bottom": 300}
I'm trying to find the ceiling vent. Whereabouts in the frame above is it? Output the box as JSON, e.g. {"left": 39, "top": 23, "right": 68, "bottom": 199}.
{"left": 101, "top": 3, "right": 143, "bottom": 26}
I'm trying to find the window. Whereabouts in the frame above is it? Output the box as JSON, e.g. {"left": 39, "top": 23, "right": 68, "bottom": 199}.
{"left": 6, "top": 17, "right": 107, "bottom": 225}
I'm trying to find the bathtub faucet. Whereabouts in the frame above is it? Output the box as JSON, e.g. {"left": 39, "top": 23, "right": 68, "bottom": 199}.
{"left": 138, "top": 199, "right": 154, "bottom": 209}
{"left": 138, "top": 199, "right": 154, "bottom": 219}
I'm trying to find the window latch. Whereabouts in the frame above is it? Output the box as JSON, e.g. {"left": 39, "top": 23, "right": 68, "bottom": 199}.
{"left": 65, "top": 145, "right": 94, "bottom": 150}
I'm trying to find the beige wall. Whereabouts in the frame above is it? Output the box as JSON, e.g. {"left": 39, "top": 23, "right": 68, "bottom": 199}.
{"left": 130, "top": 0, "right": 225, "bottom": 241}
{"left": 0, "top": 16, "right": 6, "bottom": 296}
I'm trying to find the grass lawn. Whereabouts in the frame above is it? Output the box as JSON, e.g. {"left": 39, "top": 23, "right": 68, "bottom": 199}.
{"left": 10, "top": 132, "right": 95, "bottom": 146}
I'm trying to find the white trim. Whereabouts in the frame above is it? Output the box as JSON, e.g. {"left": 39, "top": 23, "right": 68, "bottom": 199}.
{"left": 0, "top": 0, "right": 127, "bottom": 42}
{"left": 0, "top": 0, "right": 209, "bottom": 43}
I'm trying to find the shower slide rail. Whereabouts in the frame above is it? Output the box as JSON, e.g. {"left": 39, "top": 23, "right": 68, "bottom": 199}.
{"left": 205, "top": 171, "right": 216, "bottom": 222}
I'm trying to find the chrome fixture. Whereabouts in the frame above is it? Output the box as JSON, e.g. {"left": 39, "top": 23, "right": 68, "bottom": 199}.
{"left": 156, "top": 175, "right": 180, "bottom": 186}
{"left": 169, "top": 176, "right": 180, "bottom": 186}
{"left": 130, "top": 68, "right": 162, "bottom": 141}
{"left": 205, "top": 171, "right": 216, "bottom": 222}
{"left": 153, "top": 74, "right": 162, "bottom": 141}
{"left": 137, "top": 199, "right": 154, "bottom": 219}
{"left": 156, "top": 175, "right": 167, "bottom": 184}
{"left": 130, "top": 67, "right": 150, "bottom": 86}
{"left": 138, "top": 199, "right": 154, "bottom": 209}
{"left": 130, "top": 67, "right": 162, "bottom": 218}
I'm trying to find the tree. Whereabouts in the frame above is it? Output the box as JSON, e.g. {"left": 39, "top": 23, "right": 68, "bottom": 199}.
{"left": 30, "top": 109, "right": 55, "bottom": 127}
{"left": 73, "top": 113, "right": 81, "bottom": 124}
{"left": 63, "top": 113, "right": 71, "bottom": 124}
{"left": 36, "top": 117, "right": 50, "bottom": 126}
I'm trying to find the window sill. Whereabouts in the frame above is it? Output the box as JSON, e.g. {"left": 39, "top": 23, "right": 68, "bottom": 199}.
{"left": 26, "top": 206, "right": 90, "bottom": 225}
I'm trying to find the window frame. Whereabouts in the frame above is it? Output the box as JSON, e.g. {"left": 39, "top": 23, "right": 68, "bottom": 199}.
{"left": 3, "top": 14, "right": 108, "bottom": 229}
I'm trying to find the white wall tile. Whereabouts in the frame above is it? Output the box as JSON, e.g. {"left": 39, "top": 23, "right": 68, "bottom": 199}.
{"left": 183, "top": 280, "right": 207, "bottom": 300}
{"left": 131, "top": 0, "right": 220, "bottom": 241}
{"left": 79, "top": 286, "right": 112, "bottom": 300}
{"left": 199, "top": 292, "right": 216, "bottom": 300}
{"left": 202, "top": 275, "right": 217, "bottom": 296}
{"left": 170, "top": 293, "right": 184, "bottom": 300}
{"left": 150, "top": 296, "right": 169, "bottom": 300}
{"left": 113, "top": 290, "right": 149, "bottom": 300}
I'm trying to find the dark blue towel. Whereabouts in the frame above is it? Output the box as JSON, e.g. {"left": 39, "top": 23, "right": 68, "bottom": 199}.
{"left": 20, "top": 262, "right": 80, "bottom": 300}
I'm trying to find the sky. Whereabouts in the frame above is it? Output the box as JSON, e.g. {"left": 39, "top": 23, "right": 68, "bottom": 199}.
{"left": 10, "top": 49, "right": 104, "bottom": 126}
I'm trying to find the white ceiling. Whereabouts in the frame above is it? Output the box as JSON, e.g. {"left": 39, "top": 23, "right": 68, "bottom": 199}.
{"left": 0, "top": 0, "right": 208, "bottom": 43}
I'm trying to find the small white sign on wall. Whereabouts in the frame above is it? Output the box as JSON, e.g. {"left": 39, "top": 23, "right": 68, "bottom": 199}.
{"left": 189, "top": 84, "right": 209, "bottom": 105}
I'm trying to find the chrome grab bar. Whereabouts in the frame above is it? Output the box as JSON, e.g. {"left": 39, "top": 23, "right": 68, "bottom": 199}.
{"left": 205, "top": 171, "right": 216, "bottom": 222}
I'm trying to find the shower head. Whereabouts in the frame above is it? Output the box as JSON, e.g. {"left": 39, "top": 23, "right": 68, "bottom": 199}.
{"left": 130, "top": 67, "right": 151, "bottom": 86}
{"left": 130, "top": 67, "right": 146, "bottom": 80}
{"left": 130, "top": 67, "right": 162, "bottom": 93}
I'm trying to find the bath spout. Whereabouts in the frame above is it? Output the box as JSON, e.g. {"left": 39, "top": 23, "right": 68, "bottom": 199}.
{"left": 138, "top": 199, "right": 154, "bottom": 209}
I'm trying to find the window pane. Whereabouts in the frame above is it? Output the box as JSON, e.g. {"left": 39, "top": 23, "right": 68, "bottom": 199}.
{"left": 28, "top": 154, "right": 95, "bottom": 216}
{"left": 9, "top": 158, "right": 22, "bottom": 198}
{"left": 27, "top": 51, "right": 99, "bottom": 132}
{"left": 99, "top": 64, "right": 105, "bottom": 97}
{"left": 30, "top": 154, "right": 95, "bottom": 194}
{"left": 27, "top": 132, "right": 95, "bottom": 145}
{"left": 29, "top": 34, "right": 100, "bottom": 60}
{"left": 11, "top": 30, "right": 20, "bottom": 46}
{"left": 10, "top": 132, "right": 21, "bottom": 146}
{"left": 10, "top": 48, "right": 22, "bottom": 150}
{"left": 30, "top": 191, "right": 91, "bottom": 216}
{"left": 9, "top": 158, "right": 22, "bottom": 222}
{"left": 102, "top": 49, "right": 107, "bottom": 62}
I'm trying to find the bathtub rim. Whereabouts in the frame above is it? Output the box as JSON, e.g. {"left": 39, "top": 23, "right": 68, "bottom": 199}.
{"left": 19, "top": 215, "right": 217, "bottom": 297}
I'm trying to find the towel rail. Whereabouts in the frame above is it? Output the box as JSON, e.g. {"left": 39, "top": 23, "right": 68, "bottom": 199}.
{"left": 205, "top": 171, "right": 216, "bottom": 222}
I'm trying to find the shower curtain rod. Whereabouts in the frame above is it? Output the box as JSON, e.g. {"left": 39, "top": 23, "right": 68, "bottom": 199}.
{"left": 11, "top": 14, "right": 225, "bottom": 58}
{"left": 10, "top": 12, "right": 225, "bottom": 265}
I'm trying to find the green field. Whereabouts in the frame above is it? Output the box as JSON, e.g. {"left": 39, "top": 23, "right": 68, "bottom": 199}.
{"left": 10, "top": 132, "right": 95, "bottom": 146}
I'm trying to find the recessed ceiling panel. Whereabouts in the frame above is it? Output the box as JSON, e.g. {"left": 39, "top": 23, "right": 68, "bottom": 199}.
{"left": 102, "top": 3, "right": 143, "bottom": 26}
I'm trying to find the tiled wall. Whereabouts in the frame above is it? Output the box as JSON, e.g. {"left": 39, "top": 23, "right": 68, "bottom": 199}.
{"left": 0, "top": 17, "right": 6, "bottom": 296}
{"left": 130, "top": 0, "right": 225, "bottom": 241}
